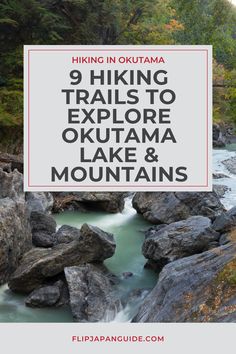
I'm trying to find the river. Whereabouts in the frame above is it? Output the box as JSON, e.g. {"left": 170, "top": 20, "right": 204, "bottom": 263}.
{"left": 0, "top": 145, "right": 235, "bottom": 322}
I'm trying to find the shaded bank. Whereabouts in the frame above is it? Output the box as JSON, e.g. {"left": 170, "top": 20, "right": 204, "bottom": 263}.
{"left": 0, "top": 126, "right": 23, "bottom": 155}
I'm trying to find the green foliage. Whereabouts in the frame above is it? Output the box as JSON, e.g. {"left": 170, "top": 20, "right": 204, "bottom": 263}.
{"left": 47, "top": 0, "right": 182, "bottom": 45}
{"left": 225, "top": 71, "right": 236, "bottom": 124}
{"left": 171, "top": 0, "right": 236, "bottom": 69}
{"left": 213, "top": 60, "right": 236, "bottom": 124}
{"left": 0, "top": 89, "right": 23, "bottom": 126}
{"left": 117, "top": 0, "right": 183, "bottom": 45}
{"left": 0, "top": 0, "right": 235, "bottom": 127}
{"left": 0, "top": 0, "right": 70, "bottom": 126}
{"left": 0, "top": 0, "right": 68, "bottom": 47}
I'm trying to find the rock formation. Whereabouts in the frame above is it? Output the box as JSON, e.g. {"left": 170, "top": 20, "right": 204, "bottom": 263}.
{"left": 133, "top": 242, "right": 236, "bottom": 322}
{"left": 8, "top": 223, "right": 116, "bottom": 293}
{"left": 133, "top": 191, "right": 224, "bottom": 224}
{"left": 0, "top": 168, "right": 31, "bottom": 285}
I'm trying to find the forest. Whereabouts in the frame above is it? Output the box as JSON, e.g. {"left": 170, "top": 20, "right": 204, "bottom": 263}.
{"left": 0, "top": 0, "right": 235, "bottom": 131}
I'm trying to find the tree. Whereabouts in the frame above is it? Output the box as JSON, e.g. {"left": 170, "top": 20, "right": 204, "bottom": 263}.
{"left": 171, "top": 0, "right": 236, "bottom": 68}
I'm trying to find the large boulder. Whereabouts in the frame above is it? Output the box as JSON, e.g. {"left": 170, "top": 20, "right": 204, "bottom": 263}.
{"left": 26, "top": 192, "right": 54, "bottom": 213}
{"left": 53, "top": 225, "right": 81, "bottom": 245}
{"left": 25, "top": 279, "right": 69, "bottom": 308}
{"left": 0, "top": 198, "right": 32, "bottom": 285}
{"left": 0, "top": 169, "right": 31, "bottom": 285}
{"left": 133, "top": 191, "right": 225, "bottom": 224}
{"left": 30, "top": 211, "right": 57, "bottom": 234}
{"left": 143, "top": 216, "right": 220, "bottom": 268}
{"left": 32, "top": 232, "right": 54, "bottom": 248}
{"left": 24, "top": 279, "right": 69, "bottom": 308}
{"left": 133, "top": 243, "right": 236, "bottom": 322}
{"left": 30, "top": 211, "right": 56, "bottom": 234}
{"left": 79, "top": 224, "right": 115, "bottom": 261}
{"left": 52, "top": 192, "right": 125, "bottom": 213}
{"left": 30, "top": 211, "right": 57, "bottom": 248}
{"left": 0, "top": 168, "right": 24, "bottom": 199}
{"left": 25, "top": 285, "right": 61, "bottom": 308}
{"left": 8, "top": 223, "right": 116, "bottom": 293}
{"left": 213, "top": 206, "right": 236, "bottom": 233}
{"left": 65, "top": 264, "right": 121, "bottom": 322}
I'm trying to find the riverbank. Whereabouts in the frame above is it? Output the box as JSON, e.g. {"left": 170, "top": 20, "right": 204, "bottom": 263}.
{"left": 0, "top": 146, "right": 235, "bottom": 322}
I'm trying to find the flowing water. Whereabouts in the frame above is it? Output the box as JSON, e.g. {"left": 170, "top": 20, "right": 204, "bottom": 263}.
{"left": 54, "top": 197, "right": 157, "bottom": 322}
{"left": 0, "top": 146, "right": 236, "bottom": 322}
{"left": 213, "top": 144, "right": 236, "bottom": 209}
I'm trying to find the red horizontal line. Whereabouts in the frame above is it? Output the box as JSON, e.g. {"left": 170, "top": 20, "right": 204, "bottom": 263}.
{"left": 28, "top": 184, "right": 209, "bottom": 188}
{"left": 28, "top": 49, "right": 208, "bottom": 52}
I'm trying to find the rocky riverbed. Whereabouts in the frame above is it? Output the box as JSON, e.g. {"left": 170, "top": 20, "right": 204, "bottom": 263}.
{"left": 0, "top": 146, "right": 236, "bottom": 322}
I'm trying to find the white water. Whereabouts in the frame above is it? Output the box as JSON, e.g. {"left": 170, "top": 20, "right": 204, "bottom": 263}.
{"left": 213, "top": 146, "right": 236, "bottom": 209}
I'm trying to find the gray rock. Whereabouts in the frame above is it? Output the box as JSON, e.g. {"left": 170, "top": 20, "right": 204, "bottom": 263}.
{"left": 143, "top": 259, "right": 162, "bottom": 272}
{"left": 212, "top": 123, "right": 236, "bottom": 145}
{"left": 219, "top": 228, "right": 236, "bottom": 246}
{"left": 25, "top": 285, "right": 60, "bottom": 307}
{"left": 143, "top": 216, "right": 219, "bottom": 267}
{"left": 219, "top": 233, "right": 231, "bottom": 245}
{"left": 54, "top": 279, "right": 70, "bottom": 307}
{"left": 222, "top": 156, "right": 236, "bottom": 174}
{"left": 65, "top": 264, "right": 121, "bottom": 322}
{"left": 0, "top": 153, "right": 23, "bottom": 173}
{"left": 213, "top": 140, "right": 226, "bottom": 148}
{"left": 0, "top": 161, "right": 11, "bottom": 173}
{"left": 133, "top": 191, "right": 225, "bottom": 224}
{"left": 30, "top": 211, "right": 56, "bottom": 235}
{"left": 8, "top": 224, "right": 116, "bottom": 293}
{"left": 213, "top": 184, "right": 229, "bottom": 198}
{"left": 0, "top": 198, "right": 32, "bottom": 285}
{"left": 52, "top": 192, "right": 125, "bottom": 213}
{"left": 213, "top": 206, "right": 236, "bottom": 232}
{"left": 122, "top": 272, "right": 133, "bottom": 279}
{"left": 213, "top": 173, "right": 229, "bottom": 179}
{"left": 133, "top": 243, "right": 236, "bottom": 322}
{"left": 0, "top": 168, "right": 24, "bottom": 199}
{"left": 26, "top": 192, "right": 54, "bottom": 213}
{"left": 0, "top": 169, "right": 32, "bottom": 285}
{"left": 213, "top": 123, "right": 226, "bottom": 147}
{"left": 32, "top": 232, "right": 54, "bottom": 248}
{"left": 53, "top": 225, "right": 81, "bottom": 245}
{"left": 30, "top": 211, "right": 56, "bottom": 248}
{"left": 79, "top": 223, "right": 116, "bottom": 261}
